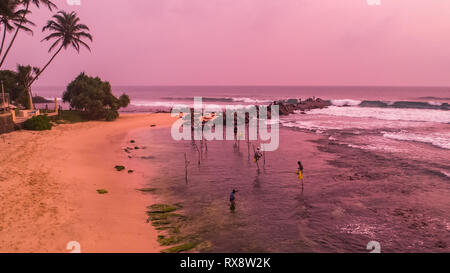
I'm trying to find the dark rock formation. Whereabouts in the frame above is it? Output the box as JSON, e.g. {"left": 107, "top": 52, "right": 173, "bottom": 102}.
{"left": 32, "top": 96, "right": 53, "bottom": 104}
{"left": 181, "top": 98, "right": 330, "bottom": 132}
{"left": 270, "top": 98, "right": 331, "bottom": 116}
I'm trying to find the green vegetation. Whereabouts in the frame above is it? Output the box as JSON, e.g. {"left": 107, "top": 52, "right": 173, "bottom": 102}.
{"left": 114, "top": 165, "right": 125, "bottom": 172}
{"left": 96, "top": 189, "right": 108, "bottom": 194}
{"left": 23, "top": 115, "right": 52, "bottom": 131}
{"left": 147, "top": 204, "right": 178, "bottom": 214}
{"left": 161, "top": 242, "right": 198, "bottom": 253}
{"left": 0, "top": 69, "right": 23, "bottom": 106}
{"left": 137, "top": 188, "right": 158, "bottom": 193}
{"left": 26, "top": 11, "right": 93, "bottom": 97}
{"left": 157, "top": 235, "right": 185, "bottom": 246}
{"left": 151, "top": 220, "right": 172, "bottom": 227}
{"left": 145, "top": 202, "right": 202, "bottom": 253}
{"left": 63, "top": 73, "right": 130, "bottom": 121}
{"left": 155, "top": 226, "right": 180, "bottom": 233}
{"left": 147, "top": 212, "right": 186, "bottom": 222}
{"left": 1, "top": 7, "right": 92, "bottom": 109}
{"left": 105, "top": 109, "right": 119, "bottom": 121}
{"left": 58, "top": 110, "right": 88, "bottom": 123}
{"left": 0, "top": 65, "right": 39, "bottom": 108}
{"left": 145, "top": 203, "right": 197, "bottom": 252}
{"left": 0, "top": 0, "right": 57, "bottom": 72}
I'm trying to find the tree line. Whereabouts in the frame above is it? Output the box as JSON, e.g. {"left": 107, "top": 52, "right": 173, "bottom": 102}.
{"left": 0, "top": 0, "right": 129, "bottom": 121}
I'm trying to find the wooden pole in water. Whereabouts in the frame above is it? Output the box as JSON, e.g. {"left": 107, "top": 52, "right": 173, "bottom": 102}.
{"left": 200, "top": 137, "right": 203, "bottom": 153}
{"left": 247, "top": 126, "right": 250, "bottom": 160}
{"left": 184, "top": 152, "right": 189, "bottom": 183}
{"left": 263, "top": 151, "right": 266, "bottom": 167}
{"left": 194, "top": 141, "right": 201, "bottom": 166}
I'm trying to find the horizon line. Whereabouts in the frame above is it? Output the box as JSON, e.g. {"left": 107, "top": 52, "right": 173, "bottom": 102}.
{"left": 33, "top": 84, "right": 450, "bottom": 88}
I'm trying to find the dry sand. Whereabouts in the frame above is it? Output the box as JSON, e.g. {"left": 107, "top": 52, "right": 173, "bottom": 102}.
{"left": 0, "top": 113, "right": 177, "bottom": 253}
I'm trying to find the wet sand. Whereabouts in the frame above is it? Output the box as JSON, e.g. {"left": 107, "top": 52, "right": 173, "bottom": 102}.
{"left": 0, "top": 113, "right": 176, "bottom": 253}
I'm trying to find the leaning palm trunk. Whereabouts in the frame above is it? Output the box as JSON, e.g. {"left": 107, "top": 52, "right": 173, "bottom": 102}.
{"left": 26, "top": 45, "right": 63, "bottom": 109}
{"left": 28, "top": 44, "right": 63, "bottom": 89}
{"left": 0, "top": 3, "right": 29, "bottom": 68}
{"left": 0, "top": 24, "right": 7, "bottom": 58}
{"left": 26, "top": 10, "right": 92, "bottom": 109}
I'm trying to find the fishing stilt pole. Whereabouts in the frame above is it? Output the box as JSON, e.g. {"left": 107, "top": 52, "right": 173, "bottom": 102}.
{"left": 263, "top": 151, "right": 266, "bottom": 168}
{"left": 184, "top": 152, "right": 190, "bottom": 184}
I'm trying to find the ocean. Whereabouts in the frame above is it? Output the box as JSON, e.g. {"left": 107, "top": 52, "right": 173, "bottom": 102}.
{"left": 34, "top": 85, "right": 450, "bottom": 156}
{"left": 35, "top": 85, "right": 450, "bottom": 252}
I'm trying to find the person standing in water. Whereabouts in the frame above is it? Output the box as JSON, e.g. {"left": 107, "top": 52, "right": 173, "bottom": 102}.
{"left": 254, "top": 147, "right": 263, "bottom": 169}
{"left": 297, "top": 161, "right": 304, "bottom": 192}
{"left": 229, "top": 189, "right": 237, "bottom": 211}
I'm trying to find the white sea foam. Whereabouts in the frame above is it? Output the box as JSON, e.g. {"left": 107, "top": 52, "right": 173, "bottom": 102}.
{"left": 382, "top": 131, "right": 450, "bottom": 150}
{"left": 441, "top": 171, "right": 450, "bottom": 178}
{"left": 43, "top": 97, "right": 62, "bottom": 101}
{"left": 428, "top": 101, "right": 443, "bottom": 106}
{"left": 231, "top": 97, "right": 272, "bottom": 104}
{"left": 132, "top": 101, "right": 191, "bottom": 108}
{"left": 281, "top": 120, "right": 344, "bottom": 131}
{"left": 307, "top": 106, "right": 450, "bottom": 124}
{"left": 330, "top": 99, "right": 362, "bottom": 107}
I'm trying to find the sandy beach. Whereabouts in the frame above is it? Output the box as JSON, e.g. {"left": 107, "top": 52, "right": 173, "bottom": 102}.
{"left": 0, "top": 113, "right": 177, "bottom": 253}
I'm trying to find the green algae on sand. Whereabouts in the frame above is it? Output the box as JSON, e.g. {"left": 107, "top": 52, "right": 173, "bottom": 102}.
{"left": 147, "top": 204, "right": 178, "bottom": 213}
{"left": 161, "top": 242, "right": 198, "bottom": 253}
{"left": 114, "top": 165, "right": 126, "bottom": 171}
{"left": 137, "top": 188, "right": 158, "bottom": 193}
{"left": 147, "top": 203, "right": 200, "bottom": 252}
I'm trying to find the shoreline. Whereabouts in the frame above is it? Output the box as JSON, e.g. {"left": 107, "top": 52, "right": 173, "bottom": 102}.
{"left": 1, "top": 111, "right": 448, "bottom": 252}
{"left": 0, "top": 113, "right": 177, "bottom": 253}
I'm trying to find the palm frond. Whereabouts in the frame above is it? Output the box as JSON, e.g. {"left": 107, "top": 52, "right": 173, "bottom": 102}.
{"left": 41, "top": 10, "right": 92, "bottom": 53}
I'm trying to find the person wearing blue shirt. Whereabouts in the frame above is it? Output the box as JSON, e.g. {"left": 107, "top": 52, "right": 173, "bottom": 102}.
{"left": 229, "top": 189, "right": 237, "bottom": 211}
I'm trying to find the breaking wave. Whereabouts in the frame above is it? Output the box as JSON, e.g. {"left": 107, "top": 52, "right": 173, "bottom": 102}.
{"left": 330, "top": 99, "right": 449, "bottom": 110}
{"left": 307, "top": 106, "right": 450, "bottom": 123}
{"left": 160, "top": 97, "right": 271, "bottom": 104}
{"left": 382, "top": 131, "right": 450, "bottom": 150}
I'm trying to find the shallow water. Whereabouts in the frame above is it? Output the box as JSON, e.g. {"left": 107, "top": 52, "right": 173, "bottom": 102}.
{"left": 129, "top": 126, "right": 450, "bottom": 253}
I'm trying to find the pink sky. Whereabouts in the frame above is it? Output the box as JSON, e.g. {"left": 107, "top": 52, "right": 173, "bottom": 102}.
{"left": 5, "top": 0, "right": 450, "bottom": 86}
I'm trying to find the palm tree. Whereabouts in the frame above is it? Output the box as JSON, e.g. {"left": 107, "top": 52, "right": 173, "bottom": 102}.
{"left": 15, "top": 64, "right": 38, "bottom": 109}
{"left": 0, "top": 1, "right": 34, "bottom": 57}
{"left": 26, "top": 10, "right": 92, "bottom": 99}
{"left": 0, "top": 0, "right": 15, "bottom": 17}
{"left": 0, "top": 0, "right": 56, "bottom": 68}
